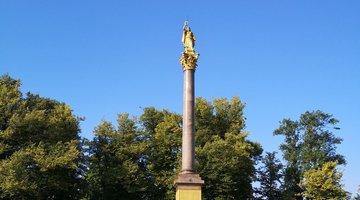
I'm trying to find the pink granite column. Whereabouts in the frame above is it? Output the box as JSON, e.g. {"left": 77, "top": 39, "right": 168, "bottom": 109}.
{"left": 182, "top": 69, "right": 195, "bottom": 174}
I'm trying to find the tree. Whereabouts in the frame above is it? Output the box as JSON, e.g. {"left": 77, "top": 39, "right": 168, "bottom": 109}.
{"left": 85, "top": 114, "right": 147, "bottom": 200}
{"left": 256, "top": 152, "right": 283, "bottom": 200}
{"left": 86, "top": 110, "right": 181, "bottom": 200}
{"left": 141, "top": 108, "right": 183, "bottom": 199}
{"left": 274, "top": 110, "right": 345, "bottom": 199}
{"left": 195, "top": 97, "right": 262, "bottom": 200}
{"left": 0, "top": 75, "right": 84, "bottom": 199}
{"left": 86, "top": 97, "right": 262, "bottom": 199}
{"left": 300, "top": 161, "right": 346, "bottom": 200}
{"left": 354, "top": 194, "right": 360, "bottom": 200}
{"left": 353, "top": 186, "right": 360, "bottom": 200}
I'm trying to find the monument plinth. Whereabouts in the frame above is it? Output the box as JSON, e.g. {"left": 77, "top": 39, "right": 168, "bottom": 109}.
{"left": 175, "top": 21, "right": 204, "bottom": 200}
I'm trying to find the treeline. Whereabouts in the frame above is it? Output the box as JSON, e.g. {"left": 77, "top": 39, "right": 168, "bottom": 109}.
{"left": 0, "top": 75, "right": 358, "bottom": 200}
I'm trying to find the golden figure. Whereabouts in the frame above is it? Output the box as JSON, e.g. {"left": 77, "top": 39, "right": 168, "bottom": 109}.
{"left": 182, "top": 21, "right": 196, "bottom": 53}
{"left": 180, "top": 21, "right": 199, "bottom": 71}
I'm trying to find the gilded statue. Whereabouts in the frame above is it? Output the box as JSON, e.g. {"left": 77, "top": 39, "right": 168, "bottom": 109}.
{"left": 182, "top": 21, "right": 196, "bottom": 53}
{"left": 180, "top": 20, "right": 199, "bottom": 71}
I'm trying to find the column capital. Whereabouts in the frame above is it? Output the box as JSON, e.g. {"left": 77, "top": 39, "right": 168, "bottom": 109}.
{"left": 180, "top": 52, "right": 199, "bottom": 71}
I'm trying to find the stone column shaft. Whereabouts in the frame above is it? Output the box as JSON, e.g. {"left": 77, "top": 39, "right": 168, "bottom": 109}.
{"left": 182, "top": 69, "right": 195, "bottom": 174}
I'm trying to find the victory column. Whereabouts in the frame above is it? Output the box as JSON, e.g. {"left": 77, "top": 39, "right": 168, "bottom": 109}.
{"left": 174, "top": 21, "right": 204, "bottom": 200}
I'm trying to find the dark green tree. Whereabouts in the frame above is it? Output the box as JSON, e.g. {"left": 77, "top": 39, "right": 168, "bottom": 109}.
{"left": 274, "top": 110, "right": 345, "bottom": 199}
{"left": 86, "top": 110, "right": 181, "bottom": 200}
{"left": 141, "top": 108, "right": 182, "bottom": 199}
{"left": 256, "top": 152, "right": 283, "bottom": 200}
{"left": 195, "top": 97, "right": 262, "bottom": 200}
{"left": 0, "top": 75, "right": 84, "bottom": 199}
{"left": 85, "top": 114, "right": 147, "bottom": 200}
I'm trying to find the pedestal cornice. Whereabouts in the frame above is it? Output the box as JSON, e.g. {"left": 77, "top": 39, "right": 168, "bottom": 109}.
{"left": 175, "top": 173, "right": 204, "bottom": 187}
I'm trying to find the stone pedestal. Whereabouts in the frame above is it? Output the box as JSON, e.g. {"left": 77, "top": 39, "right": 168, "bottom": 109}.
{"left": 175, "top": 173, "right": 204, "bottom": 200}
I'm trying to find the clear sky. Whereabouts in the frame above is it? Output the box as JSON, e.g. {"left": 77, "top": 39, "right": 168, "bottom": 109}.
{"left": 1, "top": 0, "right": 359, "bottom": 196}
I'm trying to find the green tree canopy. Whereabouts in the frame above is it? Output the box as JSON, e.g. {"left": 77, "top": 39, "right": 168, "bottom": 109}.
{"left": 86, "top": 109, "right": 182, "bottom": 200}
{"left": 0, "top": 75, "right": 83, "bottom": 199}
{"left": 86, "top": 97, "right": 262, "bottom": 200}
{"left": 195, "top": 97, "right": 262, "bottom": 200}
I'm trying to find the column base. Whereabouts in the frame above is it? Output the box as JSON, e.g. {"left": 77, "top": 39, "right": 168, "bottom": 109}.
{"left": 175, "top": 173, "right": 204, "bottom": 200}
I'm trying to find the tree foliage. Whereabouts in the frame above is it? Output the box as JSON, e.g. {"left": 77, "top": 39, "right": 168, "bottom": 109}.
{"left": 1, "top": 74, "right": 349, "bottom": 200}
{"left": 352, "top": 186, "right": 360, "bottom": 200}
{"left": 86, "top": 97, "right": 262, "bottom": 200}
{"left": 195, "top": 97, "right": 262, "bottom": 200}
{"left": 86, "top": 109, "right": 182, "bottom": 200}
{"left": 85, "top": 115, "right": 147, "bottom": 199}
{"left": 256, "top": 152, "right": 283, "bottom": 200}
{"left": 274, "top": 110, "right": 345, "bottom": 199}
{"left": 300, "top": 161, "right": 346, "bottom": 200}
{"left": 0, "top": 75, "right": 83, "bottom": 199}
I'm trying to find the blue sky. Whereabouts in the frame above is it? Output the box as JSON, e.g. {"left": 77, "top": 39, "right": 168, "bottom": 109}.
{"left": 1, "top": 0, "right": 359, "bottom": 196}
